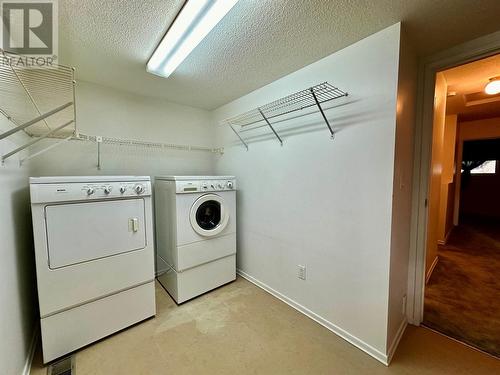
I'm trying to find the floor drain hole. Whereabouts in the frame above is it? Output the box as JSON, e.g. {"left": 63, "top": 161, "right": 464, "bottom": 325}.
{"left": 47, "top": 355, "right": 75, "bottom": 375}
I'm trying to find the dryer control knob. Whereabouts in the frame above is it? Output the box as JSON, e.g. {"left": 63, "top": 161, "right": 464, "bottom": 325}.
{"left": 135, "top": 185, "right": 145, "bottom": 194}
{"left": 86, "top": 187, "right": 94, "bottom": 196}
{"left": 119, "top": 186, "right": 126, "bottom": 194}
{"left": 104, "top": 186, "right": 112, "bottom": 195}
{"left": 227, "top": 181, "right": 233, "bottom": 189}
{"left": 217, "top": 183, "right": 223, "bottom": 189}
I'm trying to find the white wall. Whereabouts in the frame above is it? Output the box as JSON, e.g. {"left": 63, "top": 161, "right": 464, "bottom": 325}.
{"left": 212, "top": 24, "right": 403, "bottom": 362}
{"left": 29, "top": 81, "right": 216, "bottom": 177}
{"left": 386, "top": 30, "right": 417, "bottom": 356}
{"left": 425, "top": 72, "right": 447, "bottom": 277}
{"left": 0, "top": 118, "right": 37, "bottom": 375}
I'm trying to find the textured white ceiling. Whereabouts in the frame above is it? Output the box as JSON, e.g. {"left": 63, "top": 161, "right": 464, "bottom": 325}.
{"left": 444, "top": 53, "right": 500, "bottom": 121}
{"left": 444, "top": 54, "right": 500, "bottom": 95}
{"left": 58, "top": 0, "right": 500, "bottom": 110}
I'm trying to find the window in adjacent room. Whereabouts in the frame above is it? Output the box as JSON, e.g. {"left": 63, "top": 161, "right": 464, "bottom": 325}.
{"left": 470, "top": 160, "right": 497, "bottom": 174}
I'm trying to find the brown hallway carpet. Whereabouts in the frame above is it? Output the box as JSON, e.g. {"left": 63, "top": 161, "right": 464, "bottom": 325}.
{"left": 424, "top": 216, "right": 500, "bottom": 358}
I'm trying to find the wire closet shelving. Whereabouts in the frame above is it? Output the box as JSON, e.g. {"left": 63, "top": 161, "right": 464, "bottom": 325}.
{"left": 0, "top": 49, "right": 222, "bottom": 166}
{"left": 74, "top": 133, "right": 223, "bottom": 170}
{"left": 0, "top": 49, "right": 76, "bottom": 164}
{"left": 224, "top": 82, "right": 348, "bottom": 150}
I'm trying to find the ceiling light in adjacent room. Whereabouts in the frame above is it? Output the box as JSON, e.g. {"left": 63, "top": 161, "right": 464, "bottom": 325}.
{"left": 484, "top": 77, "right": 500, "bottom": 95}
{"left": 147, "top": 0, "right": 238, "bottom": 78}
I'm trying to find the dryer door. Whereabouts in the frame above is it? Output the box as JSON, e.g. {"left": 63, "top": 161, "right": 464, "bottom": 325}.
{"left": 45, "top": 199, "right": 146, "bottom": 269}
{"left": 189, "top": 194, "right": 229, "bottom": 237}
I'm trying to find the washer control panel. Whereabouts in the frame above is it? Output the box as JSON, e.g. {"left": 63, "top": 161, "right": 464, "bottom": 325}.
{"left": 175, "top": 179, "right": 236, "bottom": 194}
{"left": 30, "top": 180, "right": 151, "bottom": 203}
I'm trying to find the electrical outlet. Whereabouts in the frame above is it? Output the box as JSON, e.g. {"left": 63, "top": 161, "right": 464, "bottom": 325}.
{"left": 298, "top": 265, "right": 306, "bottom": 280}
{"left": 402, "top": 295, "right": 407, "bottom": 315}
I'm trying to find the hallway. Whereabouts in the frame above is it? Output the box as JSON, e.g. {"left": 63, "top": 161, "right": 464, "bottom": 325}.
{"left": 424, "top": 216, "right": 500, "bottom": 357}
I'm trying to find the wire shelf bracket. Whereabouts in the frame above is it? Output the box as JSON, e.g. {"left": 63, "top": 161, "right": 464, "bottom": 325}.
{"left": 96, "top": 136, "right": 102, "bottom": 170}
{"left": 258, "top": 108, "right": 283, "bottom": 146}
{"left": 19, "top": 135, "right": 72, "bottom": 166}
{"left": 0, "top": 101, "right": 73, "bottom": 141}
{"left": 310, "top": 87, "right": 335, "bottom": 139}
{"left": 224, "top": 82, "right": 348, "bottom": 149}
{"left": 229, "top": 124, "right": 248, "bottom": 151}
{"left": 2, "top": 119, "right": 74, "bottom": 163}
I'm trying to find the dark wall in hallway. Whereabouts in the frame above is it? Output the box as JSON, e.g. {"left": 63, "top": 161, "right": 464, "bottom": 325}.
{"left": 460, "top": 170, "right": 500, "bottom": 219}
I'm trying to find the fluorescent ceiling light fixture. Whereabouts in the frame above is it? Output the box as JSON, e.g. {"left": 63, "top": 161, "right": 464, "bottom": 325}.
{"left": 147, "top": 0, "right": 238, "bottom": 78}
{"left": 485, "top": 77, "right": 500, "bottom": 95}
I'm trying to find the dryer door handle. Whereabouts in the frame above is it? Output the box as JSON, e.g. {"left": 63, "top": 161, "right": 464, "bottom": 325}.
{"left": 129, "top": 218, "right": 139, "bottom": 232}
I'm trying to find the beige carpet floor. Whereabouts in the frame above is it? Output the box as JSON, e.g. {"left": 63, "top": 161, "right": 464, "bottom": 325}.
{"left": 30, "top": 277, "right": 500, "bottom": 374}
{"left": 424, "top": 216, "right": 500, "bottom": 358}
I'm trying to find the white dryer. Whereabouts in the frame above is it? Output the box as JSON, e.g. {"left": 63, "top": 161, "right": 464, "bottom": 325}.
{"left": 30, "top": 176, "right": 156, "bottom": 363}
{"left": 155, "top": 176, "right": 236, "bottom": 303}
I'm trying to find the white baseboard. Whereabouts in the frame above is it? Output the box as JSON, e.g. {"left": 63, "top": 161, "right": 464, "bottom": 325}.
{"left": 237, "top": 269, "right": 389, "bottom": 365}
{"left": 22, "top": 326, "right": 39, "bottom": 375}
{"left": 386, "top": 319, "right": 408, "bottom": 364}
{"left": 437, "top": 228, "right": 452, "bottom": 245}
{"left": 425, "top": 256, "right": 439, "bottom": 284}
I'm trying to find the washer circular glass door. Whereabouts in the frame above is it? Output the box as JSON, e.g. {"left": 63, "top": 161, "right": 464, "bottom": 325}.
{"left": 190, "top": 194, "right": 229, "bottom": 237}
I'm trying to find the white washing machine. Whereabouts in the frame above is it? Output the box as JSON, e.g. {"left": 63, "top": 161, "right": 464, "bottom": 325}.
{"left": 30, "top": 176, "right": 156, "bottom": 363}
{"left": 155, "top": 176, "right": 236, "bottom": 303}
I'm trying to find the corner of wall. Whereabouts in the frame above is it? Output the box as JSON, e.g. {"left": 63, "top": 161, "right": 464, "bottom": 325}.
{"left": 386, "top": 24, "right": 418, "bottom": 355}
{"left": 0, "top": 117, "right": 38, "bottom": 375}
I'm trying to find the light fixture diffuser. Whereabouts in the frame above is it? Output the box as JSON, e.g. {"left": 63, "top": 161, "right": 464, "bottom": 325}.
{"left": 147, "top": 0, "right": 238, "bottom": 78}
{"left": 485, "top": 77, "right": 500, "bottom": 95}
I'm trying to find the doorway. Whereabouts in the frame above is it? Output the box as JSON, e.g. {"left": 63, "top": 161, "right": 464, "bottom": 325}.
{"left": 421, "top": 54, "right": 500, "bottom": 357}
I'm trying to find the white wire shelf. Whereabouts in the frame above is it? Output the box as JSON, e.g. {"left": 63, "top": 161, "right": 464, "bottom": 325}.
{"left": 71, "top": 133, "right": 223, "bottom": 170}
{"left": 13, "top": 132, "right": 223, "bottom": 168}
{"left": 224, "top": 82, "right": 348, "bottom": 149}
{"left": 75, "top": 133, "right": 223, "bottom": 153}
{"left": 0, "top": 49, "right": 76, "bottom": 163}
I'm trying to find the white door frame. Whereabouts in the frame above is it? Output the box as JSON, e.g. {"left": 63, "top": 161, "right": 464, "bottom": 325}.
{"left": 407, "top": 29, "right": 500, "bottom": 325}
